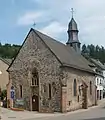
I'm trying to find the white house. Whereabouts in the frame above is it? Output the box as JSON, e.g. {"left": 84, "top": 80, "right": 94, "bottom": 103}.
{"left": 95, "top": 76, "right": 104, "bottom": 100}
{"left": 102, "top": 70, "right": 105, "bottom": 98}
{"left": 89, "top": 59, "right": 105, "bottom": 100}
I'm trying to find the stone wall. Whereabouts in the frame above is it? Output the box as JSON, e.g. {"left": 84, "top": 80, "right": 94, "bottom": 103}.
{"left": 8, "top": 30, "right": 62, "bottom": 112}
{"left": 62, "top": 67, "right": 96, "bottom": 111}
{"left": 8, "top": 29, "right": 96, "bottom": 113}
{"left": 7, "top": 72, "right": 12, "bottom": 108}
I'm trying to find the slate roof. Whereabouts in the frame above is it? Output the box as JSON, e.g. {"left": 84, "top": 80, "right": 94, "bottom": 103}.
{"left": 90, "top": 58, "right": 105, "bottom": 70}
{"left": 7, "top": 28, "right": 95, "bottom": 74}
{"left": 0, "top": 57, "right": 12, "bottom": 65}
{"left": 68, "top": 18, "right": 78, "bottom": 31}
{"left": 34, "top": 29, "right": 95, "bottom": 74}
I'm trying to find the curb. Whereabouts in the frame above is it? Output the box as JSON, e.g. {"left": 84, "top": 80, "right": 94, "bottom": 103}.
{"left": 10, "top": 108, "right": 24, "bottom": 111}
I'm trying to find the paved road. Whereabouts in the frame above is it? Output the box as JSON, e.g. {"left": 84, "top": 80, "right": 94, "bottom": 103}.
{"left": 25, "top": 106, "right": 105, "bottom": 120}
{"left": 1, "top": 100, "right": 105, "bottom": 120}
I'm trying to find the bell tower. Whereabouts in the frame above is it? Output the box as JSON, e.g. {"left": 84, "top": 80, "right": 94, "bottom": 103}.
{"left": 66, "top": 8, "right": 81, "bottom": 53}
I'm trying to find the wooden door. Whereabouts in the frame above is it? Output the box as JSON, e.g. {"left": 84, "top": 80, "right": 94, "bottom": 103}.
{"left": 32, "top": 95, "right": 39, "bottom": 111}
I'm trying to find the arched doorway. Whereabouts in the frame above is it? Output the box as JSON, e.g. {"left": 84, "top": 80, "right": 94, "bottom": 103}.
{"left": 32, "top": 95, "right": 39, "bottom": 111}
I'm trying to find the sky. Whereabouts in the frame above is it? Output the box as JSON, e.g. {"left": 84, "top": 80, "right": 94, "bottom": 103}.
{"left": 0, "top": 0, "right": 105, "bottom": 46}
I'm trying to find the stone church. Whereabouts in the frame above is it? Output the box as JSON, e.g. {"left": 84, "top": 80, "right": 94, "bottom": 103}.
{"left": 7, "top": 16, "right": 97, "bottom": 113}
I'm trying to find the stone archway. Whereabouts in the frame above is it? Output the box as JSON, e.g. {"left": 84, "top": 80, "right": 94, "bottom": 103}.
{"left": 28, "top": 60, "right": 40, "bottom": 111}
{"left": 31, "top": 67, "right": 39, "bottom": 111}
{"left": 32, "top": 95, "right": 39, "bottom": 111}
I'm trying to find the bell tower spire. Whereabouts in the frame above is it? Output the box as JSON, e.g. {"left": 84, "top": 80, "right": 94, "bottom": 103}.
{"left": 66, "top": 8, "right": 81, "bottom": 53}
{"left": 71, "top": 8, "right": 74, "bottom": 18}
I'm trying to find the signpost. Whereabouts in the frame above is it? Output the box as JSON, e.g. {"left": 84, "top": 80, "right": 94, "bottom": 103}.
{"left": 10, "top": 86, "right": 15, "bottom": 108}
{"left": 11, "top": 89, "right": 15, "bottom": 99}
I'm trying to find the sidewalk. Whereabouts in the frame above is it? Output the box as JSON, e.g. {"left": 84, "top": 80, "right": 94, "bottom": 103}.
{"left": 0, "top": 106, "right": 98, "bottom": 120}
{"left": 97, "top": 98, "right": 105, "bottom": 107}
{"left": 1, "top": 99, "right": 105, "bottom": 120}
{"left": 1, "top": 108, "right": 61, "bottom": 120}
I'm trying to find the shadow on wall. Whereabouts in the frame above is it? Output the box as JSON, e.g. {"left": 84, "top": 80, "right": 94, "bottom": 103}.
{"left": 82, "top": 117, "right": 105, "bottom": 120}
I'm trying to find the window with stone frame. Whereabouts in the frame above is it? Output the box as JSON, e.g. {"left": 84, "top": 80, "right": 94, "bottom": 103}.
{"left": 100, "top": 79, "right": 102, "bottom": 84}
{"left": 48, "top": 84, "right": 51, "bottom": 99}
{"left": 43, "top": 84, "right": 47, "bottom": 93}
{"left": 79, "top": 86, "right": 81, "bottom": 96}
{"left": 31, "top": 68, "right": 39, "bottom": 86}
{"left": 97, "top": 78, "right": 99, "bottom": 85}
{"left": 52, "top": 82, "right": 56, "bottom": 95}
{"left": 73, "top": 79, "right": 77, "bottom": 96}
{"left": 90, "top": 81, "right": 92, "bottom": 95}
{"left": 19, "top": 85, "right": 23, "bottom": 98}
{"left": 70, "top": 43, "right": 73, "bottom": 47}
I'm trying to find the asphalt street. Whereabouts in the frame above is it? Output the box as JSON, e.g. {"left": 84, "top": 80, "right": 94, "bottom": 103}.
{"left": 1, "top": 100, "right": 105, "bottom": 120}
{"left": 25, "top": 105, "right": 105, "bottom": 120}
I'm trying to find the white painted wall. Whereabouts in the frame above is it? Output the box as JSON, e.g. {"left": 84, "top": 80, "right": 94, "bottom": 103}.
{"left": 90, "top": 62, "right": 105, "bottom": 99}
{"left": 95, "top": 75, "right": 104, "bottom": 100}
{"left": 103, "top": 70, "right": 105, "bottom": 85}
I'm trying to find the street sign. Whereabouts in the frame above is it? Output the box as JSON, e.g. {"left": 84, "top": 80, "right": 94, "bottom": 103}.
{"left": 10, "top": 89, "right": 15, "bottom": 99}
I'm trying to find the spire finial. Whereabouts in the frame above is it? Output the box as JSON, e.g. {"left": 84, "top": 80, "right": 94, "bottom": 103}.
{"left": 71, "top": 8, "right": 74, "bottom": 18}
{"left": 33, "top": 22, "right": 36, "bottom": 29}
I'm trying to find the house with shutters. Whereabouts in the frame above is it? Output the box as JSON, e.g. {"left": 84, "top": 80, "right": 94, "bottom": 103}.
{"left": 7, "top": 15, "right": 97, "bottom": 113}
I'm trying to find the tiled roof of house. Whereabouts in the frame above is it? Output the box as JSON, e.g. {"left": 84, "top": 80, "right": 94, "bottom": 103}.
{"left": 90, "top": 58, "right": 105, "bottom": 70}
{"left": 0, "top": 57, "right": 12, "bottom": 65}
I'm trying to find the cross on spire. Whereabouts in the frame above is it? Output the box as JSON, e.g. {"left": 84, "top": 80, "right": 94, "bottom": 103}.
{"left": 71, "top": 8, "right": 74, "bottom": 18}
{"left": 33, "top": 22, "right": 36, "bottom": 29}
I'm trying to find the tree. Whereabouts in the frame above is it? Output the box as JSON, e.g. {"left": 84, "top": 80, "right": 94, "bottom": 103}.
{"left": 81, "top": 44, "right": 105, "bottom": 64}
{"left": 1, "top": 89, "right": 7, "bottom": 101}
{"left": 82, "top": 44, "right": 87, "bottom": 53}
{"left": 0, "top": 43, "right": 20, "bottom": 59}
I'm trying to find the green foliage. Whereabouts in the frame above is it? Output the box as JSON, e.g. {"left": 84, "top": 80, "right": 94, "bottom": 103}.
{"left": 0, "top": 42, "right": 105, "bottom": 65}
{"left": 1, "top": 89, "right": 7, "bottom": 100}
{"left": 81, "top": 44, "right": 105, "bottom": 64}
{"left": 0, "top": 43, "right": 20, "bottom": 59}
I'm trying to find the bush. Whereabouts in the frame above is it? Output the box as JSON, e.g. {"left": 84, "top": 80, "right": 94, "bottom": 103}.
{"left": 1, "top": 89, "right": 7, "bottom": 101}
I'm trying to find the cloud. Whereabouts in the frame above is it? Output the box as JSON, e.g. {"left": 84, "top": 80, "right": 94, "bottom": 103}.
{"left": 17, "top": 11, "right": 43, "bottom": 26}
{"left": 40, "top": 21, "right": 66, "bottom": 37}
{"left": 19, "top": 0, "right": 105, "bottom": 46}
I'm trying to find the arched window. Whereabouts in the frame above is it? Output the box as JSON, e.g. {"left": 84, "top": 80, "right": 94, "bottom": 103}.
{"left": 70, "top": 43, "right": 73, "bottom": 47}
{"left": 73, "top": 79, "right": 77, "bottom": 96}
{"left": 97, "top": 78, "right": 99, "bottom": 85}
{"left": 19, "top": 85, "right": 22, "bottom": 98}
{"left": 90, "top": 81, "right": 92, "bottom": 95}
{"left": 31, "top": 68, "right": 39, "bottom": 86}
{"left": 43, "top": 84, "right": 47, "bottom": 93}
{"left": 49, "top": 84, "right": 51, "bottom": 99}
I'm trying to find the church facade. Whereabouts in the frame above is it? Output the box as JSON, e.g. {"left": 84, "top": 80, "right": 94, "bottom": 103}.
{"left": 7, "top": 16, "right": 97, "bottom": 113}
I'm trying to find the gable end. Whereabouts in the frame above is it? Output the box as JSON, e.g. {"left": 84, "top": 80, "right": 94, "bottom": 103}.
{"left": 7, "top": 28, "right": 33, "bottom": 71}
{"left": 7, "top": 28, "right": 63, "bottom": 72}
